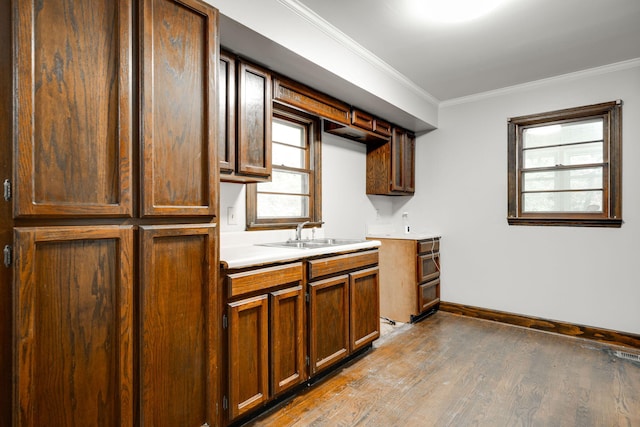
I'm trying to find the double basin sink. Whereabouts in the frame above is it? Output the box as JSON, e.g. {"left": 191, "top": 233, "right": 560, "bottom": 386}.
{"left": 257, "top": 238, "right": 367, "bottom": 250}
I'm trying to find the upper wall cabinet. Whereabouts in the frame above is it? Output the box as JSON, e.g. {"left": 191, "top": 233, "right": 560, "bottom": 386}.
{"left": 272, "top": 76, "right": 351, "bottom": 125}
{"left": 140, "top": 0, "right": 218, "bottom": 217}
{"left": 13, "top": 0, "right": 133, "bottom": 218}
{"left": 367, "top": 127, "right": 415, "bottom": 195}
{"left": 219, "top": 52, "right": 272, "bottom": 183}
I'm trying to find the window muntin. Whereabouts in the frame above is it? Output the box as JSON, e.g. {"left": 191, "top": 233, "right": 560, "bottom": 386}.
{"left": 507, "top": 101, "right": 622, "bottom": 227}
{"left": 247, "top": 107, "right": 321, "bottom": 229}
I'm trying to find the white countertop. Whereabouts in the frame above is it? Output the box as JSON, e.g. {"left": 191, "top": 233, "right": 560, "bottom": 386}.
{"left": 221, "top": 240, "right": 381, "bottom": 269}
{"left": 366, "top": 232, "right": 440, "bottom": 240}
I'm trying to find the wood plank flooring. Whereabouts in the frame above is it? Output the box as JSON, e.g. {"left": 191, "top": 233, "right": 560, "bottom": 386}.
{"left": 245, "top": 311, "right": 640, "bottom": 426}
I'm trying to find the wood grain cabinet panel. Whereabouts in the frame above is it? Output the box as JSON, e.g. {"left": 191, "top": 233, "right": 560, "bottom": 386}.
{"left": 270, "top": 286, "right": 306, "bottom": 396}
{"left": 218, "top": 50, "right": 236, "bottom": 173}
{"left": 13, "top": 226, "right": 134, "bottom": 427}
{"left": 237, "top": 60, "right": 272, "bottom": 178}
{"left": 308, "top": 275, "right": 350, "bottom": 375}
{"left": 366, "top": 127, "right": 415, "bottom": 195}
{"left": 13, "top": 0, "right": 133, "bottom": 218}
{"left": 349, "top": 267, "right": 380, "bottom": 352}
{"left": 227, "top": 295, "right": 270, "bottom": 420}
{"left": 140, "top": 0, "right": 218, "bottom": 217}
{"left": 139, "top": 224, "right": 218, "bottom": 427}
{"left": 375, "top": 237, "right": 440, "bottom": 323}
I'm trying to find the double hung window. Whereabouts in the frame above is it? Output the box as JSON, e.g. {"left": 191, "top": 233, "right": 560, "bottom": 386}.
{"left": 507, "top": 101, "right": 622, "bottom": 227}
{"left": 246, "top": 106, "right": 321, "bottom": 229}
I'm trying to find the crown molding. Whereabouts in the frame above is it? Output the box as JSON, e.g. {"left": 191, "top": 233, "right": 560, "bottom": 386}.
{"left": 277, "top": 0, "right": 440, "bottom": 105}
{"left": 440, "top": 57, "right": 640, "bottom": 108}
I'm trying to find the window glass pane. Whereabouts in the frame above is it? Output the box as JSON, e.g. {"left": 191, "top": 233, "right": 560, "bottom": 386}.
{"left": 272, "top": 142, "right": 305, "bottom": 168}
{"left": 523, "top": 142, "right": 603, "bottom": 168}
{"left": 523, "top": 118, "right": 603, "bottom": 149}
{"left": 257, "top": 193, "right": 309, "bottom": 218}
{"left": 273, "top": 119, "right": 304, "bottom": 148}
{"left": 522, "top": 167, "right": 602, "bottom": 191}
{"left": 257, "top": 170, "right": 309, "bottom": 194}
{"left": 522, "top": 191, "right": 603, "bottom": 213}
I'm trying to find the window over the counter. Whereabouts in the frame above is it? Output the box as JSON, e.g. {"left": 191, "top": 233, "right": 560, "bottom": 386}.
{"left": 507, "top": 101, "right": 622, "bottom": 227}
{"left": 246, "top": 105, "right": 322, "bottom": 230}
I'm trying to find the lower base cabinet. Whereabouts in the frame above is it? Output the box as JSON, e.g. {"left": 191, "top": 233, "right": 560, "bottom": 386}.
{"left": 308, "top": 250, "right": 380, "bottom": 375}
{"left": 222, "top": 248, "right": 380, "bottom": 425}
{"left": 375, "top": 237, "right": 441, "bottom": 323}
{"left": 224, "top": 263, "right": 306, "bottom": 422}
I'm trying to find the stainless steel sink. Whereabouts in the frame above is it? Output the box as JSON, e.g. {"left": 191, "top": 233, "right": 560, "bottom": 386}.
{"left": 257, "top": 238, "right": 367, "bottom": 249}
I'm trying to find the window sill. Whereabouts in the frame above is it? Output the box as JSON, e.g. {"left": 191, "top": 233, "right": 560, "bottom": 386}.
{"left": 507, "top": 217, "right": 622, "bottom": 228}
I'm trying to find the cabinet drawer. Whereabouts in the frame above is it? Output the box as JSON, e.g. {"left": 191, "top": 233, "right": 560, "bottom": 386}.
{"left": 227, "top": 262, "right": 303, "bottom": 298}
{"left": 308, "top": 250, "right": 378, "bottom": 281}
{"left": 417, "top": 238, "right": 439, "bottom": 255}
{"left": 418, "top": 278, "right": 440, "bottom": 313}
{"left": 373, "top": 119, "right": 392, "bottom": 137}
{"left": 417, "top": 253, "right": 440, "bottom": 283}
{"left": 351, "top": 109, "right": 374, "bottom": 131}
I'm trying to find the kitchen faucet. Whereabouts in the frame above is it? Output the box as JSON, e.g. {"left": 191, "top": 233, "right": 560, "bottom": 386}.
{"left": 295, "top": 221, "right": 310, "bottom": 241}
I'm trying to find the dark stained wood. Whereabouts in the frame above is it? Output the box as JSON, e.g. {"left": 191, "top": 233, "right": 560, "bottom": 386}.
{"left": 366, "top": 127, "right": 416, "bottom": 195}
{"left": 14, "top": 226, "right": 134, "bottom": 427}
{"left": 272, "top": 76, "right": 351, "bottom": 125}
{"left": 270, "top": 285, "right": 307, "bottom": 396}
{"left": 140, "top": 0, "right": 218, "bottom": 217}
{"left": 14, "top": 0, "right": 133, "bottom": 218}
{"left": 418, "top": 278, "right": 440, "bottom": 312}
{"left": 248, "top": 312, "right": 640, "bottom": 426}
{"left": 307, "top": 250, "right": 378, "bottom": 281}
{"left": 440, "top": 301, "right": 640, "bottom": 350}
{"left": 349, "top": 267, "right": 380, "bottom": 352}
{"left": 237, "top": 60, "right": 272, "bottom": 178}
{"left": 417, "top": 252, "right": 439, "bottom": 283}
{"left": 373, "top": 118, "right": 392, "bottom": 137}
{"left": 138, "top": 224, "right": 218, "bottom": 427}
{"left": 308, "top": 275, "right": 350, "bottom": 375}
{"left": 227, "top": 262, "right": 303, "bottom": 298}
{"left": 0, "top": 0, "right": 12, "bottom": 423}
{"left": 351, "top": 109, "right": 374, "bottom": 131}
{"left": 219, "top": 50, "right": 236, "bottom": 173}
{"left": 228, "top": 295, "right": 270, "bottom": 420}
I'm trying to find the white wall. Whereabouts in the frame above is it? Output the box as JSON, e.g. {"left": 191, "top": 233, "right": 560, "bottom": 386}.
{"left": 397, "top": 62, "right": 640, "bottom": 334}
{"left": 219, "top": 132, "right": 393, "bottom": 238}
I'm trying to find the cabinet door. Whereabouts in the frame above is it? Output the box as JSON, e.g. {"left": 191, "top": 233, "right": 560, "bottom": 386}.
{"left": 139, "top": 224, "right": 217, "bottom": 427}
{"left": 390, "top": 128, "right": 415, "bottom": 194}
{"left": 270, "top": 285, "right": 306, "bottom": 396}
{"left": 228, "top": 295, "right": 269, "bottom": 420}
{"left": 349, "top": 267, "right": 380, "bottom": 352}
{"left": 140, "top": 0, "right": 218, "bottom": 217}
{"left": 237, "top": 60, "right": 272, "bottom": 178}
{"left": 14, "top": 226, "right": 134, "bottom": 427}
{"left": 218, "top": 51, "right": 236, "bottom": 173}
{"left": 14, "top": 0, "right": 132, "bottom": 218}
{"left": 308, "top": 275, "right": 349, "bottom": 375}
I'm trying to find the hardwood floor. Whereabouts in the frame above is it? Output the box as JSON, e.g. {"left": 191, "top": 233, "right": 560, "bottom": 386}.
{"left": 245, "top": 311, "right": 640, "bottom": 426}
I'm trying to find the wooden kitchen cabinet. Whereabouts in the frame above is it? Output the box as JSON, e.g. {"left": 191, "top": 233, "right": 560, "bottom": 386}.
{"left": 139, "top": 224, "right": 218, "bottom": 426}
{"left": 224, "top": 262, "right": 305, "bottom": 422}
{"left": 13, "top": 226, "right": 135, "bottom": 426}
{"left": 376, "top": 237, "right": 440, "bottom": 323}
{"left": 5, "top": 0, "right": 221, "bottom": 426}
{"left": 140, "top": 0, "right": 218, "bottom": 217}
{"left": 308, "top": 250, "right": 380, "bottom": 375}
{"left": 219, "top": 53, "right": 273, "bottom": 182}
{"left": 308, "top": 275, "right": 350, "bottom": 374}
{"left": 13, "top": 0, "right": 133, "bottom": 218}
{"left": 367, "top": 127, "right": 416, "bottom": 195}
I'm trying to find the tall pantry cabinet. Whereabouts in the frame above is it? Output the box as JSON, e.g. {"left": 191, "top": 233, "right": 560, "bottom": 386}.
{"left": 1, "top": 0, "right": 220, "bottom": 426}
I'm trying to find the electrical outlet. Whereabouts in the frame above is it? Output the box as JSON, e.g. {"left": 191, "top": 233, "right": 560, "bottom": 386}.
{"left": 227, "top": 206, "right": 237, "bottom": 225}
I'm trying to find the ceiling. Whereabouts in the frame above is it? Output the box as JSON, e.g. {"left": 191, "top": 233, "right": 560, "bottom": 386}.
{"left": 294, "top": 0, "right": 640, "bottom": 101}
